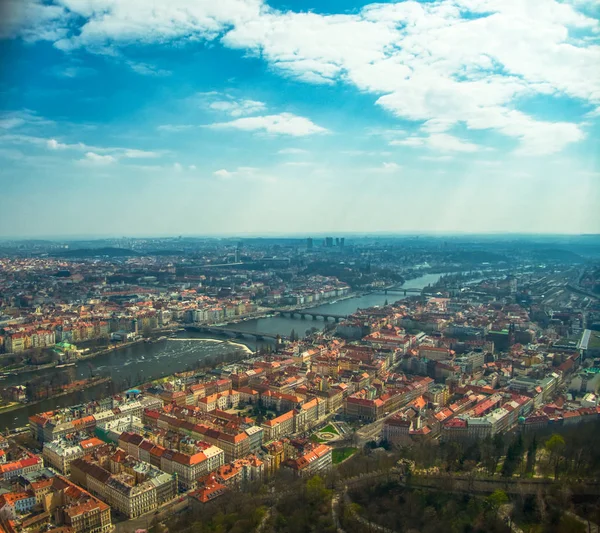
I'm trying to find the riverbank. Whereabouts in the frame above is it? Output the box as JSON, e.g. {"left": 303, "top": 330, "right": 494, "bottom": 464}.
{"left": 0, "top": 289, "right": 390, "bottom": 379}
{"left": 1, "top": 331, "right": 174, "bottom": 379}
{"left": 1, "top": 361, "right": 57, "bottom": 377}
{"left": 0, "top": 376, "right": 111, "bottom": 417}
{"left": 0, "top": 338, "right": 250, "bottom": 429}
{"left": 78, "top": 338, "right": 146, "bottom": 360}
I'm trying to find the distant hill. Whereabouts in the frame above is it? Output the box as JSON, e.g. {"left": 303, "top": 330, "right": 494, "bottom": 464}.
{"left": 530, "top": 248, "right": 583, "bottom": 263}
{"left": 445, "top": 250, "right": 508, "bottom": 263}
{"left": 51, "top": 247, "right": 140, "bottom": 258}
{"left": 144, "top": 249, "right": 186, "bottom": 256}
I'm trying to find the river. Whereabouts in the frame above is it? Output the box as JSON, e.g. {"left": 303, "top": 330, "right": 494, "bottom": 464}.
{"left": 0, "top": 271, "right": 444, "bottom": 430}
{"left": 227, "top": 271, "right": 444, "bottom": 338}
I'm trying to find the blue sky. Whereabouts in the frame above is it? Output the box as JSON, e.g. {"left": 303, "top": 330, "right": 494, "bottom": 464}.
{"left": 1, "top": 0, "right": 599, "bottom": 237}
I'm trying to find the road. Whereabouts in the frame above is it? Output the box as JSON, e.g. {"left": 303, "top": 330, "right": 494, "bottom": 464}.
{"left": 114, "top": 496, "right": 189, "bottom": 533}
{"left": 354, "top": 418, "right": 386, "bottom": 446}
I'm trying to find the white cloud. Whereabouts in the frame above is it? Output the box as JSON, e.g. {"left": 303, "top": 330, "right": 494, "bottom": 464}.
{"left": 0, "top": 0, "right": 67, "bottom": 41}
{"left": 283, "top": 161, "right": 312, "bottom": 167}
{"left": 81, "top": 151, "right": 116, "bottom": 164}
{"left": 52, "top": 65, "right": 97, "bottom": 78}
{"left": 427, "top": 134, "right": 480, "bottom": 153}
{"left": 173, "top": 162, "right": 183, "bottom": 171}
{"left": 157, "top": 124, "right": 195, "bottom": 132}
{"left": 391, "top": 133, "right": 481, "bottom": 153}
{"left": 122, "top": 149, "right": 160, "bottom": 158}
{"left": 52, "top": 0, "right": 264, "bottom": 50}
{"left": 50, "top": 140, "right": 160, "bottom": 158}
{"left": 213, "top": 166, "right": 275, "bottom": 182}
{"left": 127, "top": 61, "right": 171, "bottom": 76}
{"left": 420, "top": 155, "right": 454, "bottom": 161}
{"left": 0, "top": 117, "right": 26, "bottom": 129}
{"left": 47, "top": 138, "right": 68, "bottom": 149}
{"left": 7, "top": 0, "right": 599, "bottom": 155}
{"left": 370, "top": 161, "right": 402, "bottom": 173}
{"left": 189, "top": 164, "right": 197, "bottom": 170}
{"left": 209, "top": 113, "right": 328, "bottom": 136}
{"left": 391, "top": 137, "right": 426, "bottom": 148}
{"left": 278, "top": 148, "right": 309, "bottom": 155}
{"left": 421, "top": 119, "right": 455, "bottom": 134}
{"left": 214, "top": 168, "right": 232, "bottom": 178}
{"left": 4, "top": 129, "right": 162, "bottom": 160}
{"left": 209, "top": 98, "right": 266, "bottom": 117}
{"left": 586, "top": 106, "right": 600, "bottom": 118}
{"left": 0, "top": 110, "right": 53, "bottom": 130}
{"left": 342, "top": 150, "right": 393, "bottom": 156}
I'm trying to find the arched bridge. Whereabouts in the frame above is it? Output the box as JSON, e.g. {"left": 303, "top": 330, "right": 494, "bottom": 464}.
{"left": 371, "top": 287, "right": 423, "bottom": 296}
{"left": 185, "top": 325, "right": 286, "bottom": 341}
{"left": 272, "top": 310, "right": 348, "bottom": 322}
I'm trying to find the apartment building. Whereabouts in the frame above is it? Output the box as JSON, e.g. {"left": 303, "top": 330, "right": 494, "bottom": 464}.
{"left": 43, "top": 476, "right": 112, "bottom": 533}
{"left": 70, "top": 455, "right": 177, "bottom": 519}
{"left": 118, "top": 432, "right": 225, "bottom": 490}
{"left": 282, "top": 444, "right": 332, "bottom": 477}
{"left": 43, "top": 437, "right": 104, "bottom": 474}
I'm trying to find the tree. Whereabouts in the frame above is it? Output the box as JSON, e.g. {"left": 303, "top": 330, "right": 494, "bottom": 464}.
{"left": 487, "top": 490, "right": 509, "bottom": 509}
{"left": 306, "top": 475, "right": 332, "bottom": 503}
{"left": 502, "top": 433, "right": 524, "bottom": 478}
{"left": 526, "top": 434, "right": 538, "bottom": 475}
{"left": 545, "top": 434, "right": 566, "bottom": 480}
{"left": 558, "top": 513, "right": 586, "bottom": 533}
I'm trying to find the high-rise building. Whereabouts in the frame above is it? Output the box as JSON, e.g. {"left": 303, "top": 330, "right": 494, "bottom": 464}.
{"left": 325, "top": 237, "right": 333, "bottom": 248}
{"left": 340, "top": 238, "right": 345, "bottom": 248}
{"left": 306, "top": 238, "right": 313, "bottom": 249}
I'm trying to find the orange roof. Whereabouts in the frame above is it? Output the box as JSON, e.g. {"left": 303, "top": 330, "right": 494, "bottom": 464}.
{"left": 0, "top": 492, "right": 32, "bottom": 506}
{"left": 72, "top": 415, "right": 95, "bottom": 427}
{"left": 80, "top": 437, "right": 103, "bottom": 449}
{"left": 216, "top": 464, "right": 240, "bottom": 480}
{"left": 190, "top": 477, "right": 227, "bottom": 503}
{"left": 30, "top": 478, "right": 53, "bottom": 491}
{"left": 219, "top": 432, "right": 248, "bottom": 444}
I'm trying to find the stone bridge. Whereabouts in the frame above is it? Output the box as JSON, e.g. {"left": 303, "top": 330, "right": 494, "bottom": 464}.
{"left": 341, "top": 469, "right": 600, "bottom": 497}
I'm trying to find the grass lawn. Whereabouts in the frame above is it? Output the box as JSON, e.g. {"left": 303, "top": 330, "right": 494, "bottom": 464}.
{"left": 311, "top": 434, "right": 327, "bottom": 443}
{"left": 332, "top": 447, "right": 358, "bottom": 464}
{"left": 0, "top": 402, "right": 19, "bottom": 413}
{"left": 320, "top": 424, "right": 340, "bottom": 436}
{"left": 589, "top": 331, "right": 600, "bottom": 350}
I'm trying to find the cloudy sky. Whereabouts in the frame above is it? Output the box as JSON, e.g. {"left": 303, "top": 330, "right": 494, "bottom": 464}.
{"left": 1, "top": 0, "right": 599, "bottom": 237}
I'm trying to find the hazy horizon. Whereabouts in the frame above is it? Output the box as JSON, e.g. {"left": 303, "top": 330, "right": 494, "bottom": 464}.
{"left": 2, "top": 231, "right": 600, "bottom": 242}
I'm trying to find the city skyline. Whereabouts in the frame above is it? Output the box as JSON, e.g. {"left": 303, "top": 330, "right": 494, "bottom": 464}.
{"left": 1, "top": 0, "right": 599, "bottom": 237}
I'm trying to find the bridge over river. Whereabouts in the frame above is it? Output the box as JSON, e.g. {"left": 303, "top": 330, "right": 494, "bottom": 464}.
{"left": 272, "top": 309, "right": 348, "bottom": 322}
{"left": 370, "top": 286, "right": 424, "bottom": 296}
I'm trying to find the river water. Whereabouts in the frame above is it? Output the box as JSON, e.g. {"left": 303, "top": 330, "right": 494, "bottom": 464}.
{"left": 0, "top": 271, "right": 443, "bottom": 430}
